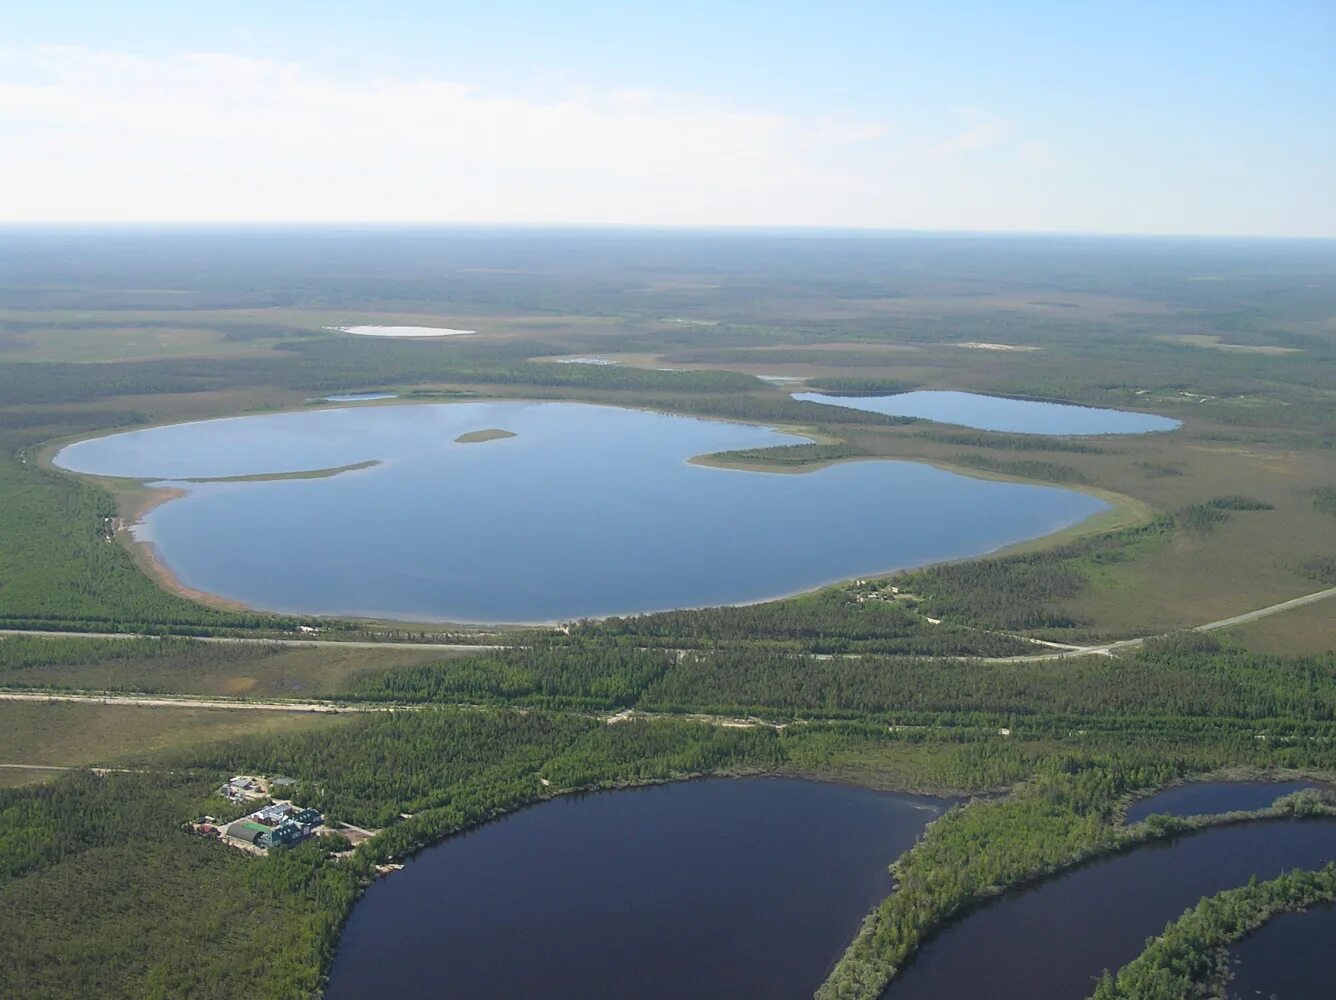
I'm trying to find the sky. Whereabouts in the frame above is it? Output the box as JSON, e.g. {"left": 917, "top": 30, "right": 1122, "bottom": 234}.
{"left": 1, "top": 2, "right": 1333, "bottom": 236}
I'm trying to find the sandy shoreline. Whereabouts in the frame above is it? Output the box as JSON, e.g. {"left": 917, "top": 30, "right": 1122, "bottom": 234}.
{"left": 114, "top": 482, "right": 255, "bottom": 613}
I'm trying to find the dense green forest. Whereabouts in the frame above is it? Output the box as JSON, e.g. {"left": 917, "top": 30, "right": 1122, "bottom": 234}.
{"left": 0, "top": 634, "right": 265, "bottom": 675}
{"left": 342, "top": 633, "right": 1336, "bottom": 726}
{"left": 913, "top": 428, "right": 1113, "bottom": 453}
{"left": 800, "top": 377, "right": 919, "bottom": 395}
{"left": 571, "top": 585, "right": 1032, "bottom": 655}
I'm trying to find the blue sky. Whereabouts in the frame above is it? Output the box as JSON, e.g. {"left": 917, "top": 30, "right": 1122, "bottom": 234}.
{"left": 2, "top": 2, "right": 1333, "bottom": 235}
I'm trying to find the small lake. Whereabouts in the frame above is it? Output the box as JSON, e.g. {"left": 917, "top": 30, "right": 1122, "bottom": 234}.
{"left": 54, "top": 402, "right": 1108, "bottom": 623}
{"left": 333, "top": 325, "right": 475, "bottom": 337}
{"left": 1126, "top": 780, "right": 1326, "bottom": 825}
{"left": 325, "top": 778, "right": 948, "bottom": 1000}
{"left": 319, "top": 392, "right": 399, "bottom": 402}
{"left": 793, "top": 390, "right": 1180, "bottom": 436}
{"left": 882, "top": 819, "right": 1336, "bottom": 1000}
{"left": 1226, "top": 901, "right": 1336, "bottom": 999}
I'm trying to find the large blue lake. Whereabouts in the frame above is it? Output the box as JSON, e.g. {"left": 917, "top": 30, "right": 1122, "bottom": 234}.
{"left": 54, "top": 402, "right": 1108, "bottom": 623}
{"left": 793, "top": 390, "right": 1181, "bottom": 436}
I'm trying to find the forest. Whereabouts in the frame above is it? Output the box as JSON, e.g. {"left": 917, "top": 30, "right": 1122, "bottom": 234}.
{"left": 2, "top": 229, "right": 1336, "bottom": 998}
{"left": 340, "top": 633, "right": 1336, "bottom": 727}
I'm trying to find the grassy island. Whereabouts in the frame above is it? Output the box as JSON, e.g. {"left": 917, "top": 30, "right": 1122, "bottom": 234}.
{"left": 453, "top": 428, "right": 517, "bottom": 443}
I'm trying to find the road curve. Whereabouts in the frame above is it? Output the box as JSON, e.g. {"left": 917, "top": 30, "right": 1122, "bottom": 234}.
{"left": 989, "top": 585, "right": 1336, "bottom": 663}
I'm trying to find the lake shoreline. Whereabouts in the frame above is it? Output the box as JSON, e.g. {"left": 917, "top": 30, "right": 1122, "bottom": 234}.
{"left": 45, "top": 397, "right": 1144, "bottom": 628}
{"left": 324, "top": 773, "right": 951, "bottom": 1000}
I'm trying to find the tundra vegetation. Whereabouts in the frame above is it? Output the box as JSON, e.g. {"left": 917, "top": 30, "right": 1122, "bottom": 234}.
{"left": 2, "top": 229, "right": 1336, "bottom": 997}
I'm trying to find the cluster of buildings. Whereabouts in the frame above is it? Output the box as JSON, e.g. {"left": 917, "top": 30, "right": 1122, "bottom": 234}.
{"left": 218, "top": 774, "right": 269, "bottom": 804}
{"left": 201, "top": 775, "right": 325, "bottom": 853}
{"left": 224, "top": 800, "right": 324, "bottom": 851}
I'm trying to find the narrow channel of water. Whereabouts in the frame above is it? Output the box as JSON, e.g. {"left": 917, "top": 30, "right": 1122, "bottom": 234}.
{"left": 882, "top": 820, "right": 1336, "bottom": 1000}
{"left": 1225, "top": 901, "right": 1336, "bottom": 999}
{"left": 1125, "top": 781, "right": 1326, "bottom": 825}
{"left": 325, "top": 778, "right": 948, "bottom": 1000}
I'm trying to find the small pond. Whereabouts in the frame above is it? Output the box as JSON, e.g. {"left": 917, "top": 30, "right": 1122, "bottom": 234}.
{"left": 792, "top": 390, "right": 1180, "bottom": 436}
{"left": 325, "top": 778, "right": 948, "bottom": 1000}
{"left": 1126, "top": 780, "right": 1326, "bottom": 825}
{"left": 882, "top": 819, "right": 1336, "bottom": 1000}
{"left": 333, "top": 325, "right": 475, "bottom": 337}
{"left": 54, "top": 402, "right": 1108, "bottom": 623}
{"left": 1226, "top": 901, "right": 1336, "bottom": 999}
{"left": 319, "top": 392, "right": 399, "bottom": 403}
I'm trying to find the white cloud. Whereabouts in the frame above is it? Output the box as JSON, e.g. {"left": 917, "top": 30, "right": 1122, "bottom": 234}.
{"left": 925, "top": 117, "right": 1017, "bottom": 157}
{"left": 0, "top": 46, "right": 1068, "bottom": 229}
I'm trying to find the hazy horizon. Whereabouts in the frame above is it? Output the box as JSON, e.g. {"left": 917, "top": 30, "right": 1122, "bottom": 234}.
{"left": 3, "top": 2, "right": 1333, "bottom": 237}
{"left": 3, "top": 221, "right": 1334, "bottom": 243}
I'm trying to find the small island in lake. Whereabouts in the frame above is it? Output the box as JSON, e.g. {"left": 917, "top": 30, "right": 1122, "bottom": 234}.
{"left": 454, "top": 428, "right": 517, "bottom": 444}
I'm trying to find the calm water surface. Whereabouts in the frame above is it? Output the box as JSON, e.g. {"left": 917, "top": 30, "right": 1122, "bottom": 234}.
{"left": 793, "top": 390, "right": 1180, "bottom": 435}
{"left": 883, "top": 820, "right": 1336, "bottom": 1000}
{"left": 335, "top": 325, "right": 475, "bottom": 337}
{"left": 325, "top": 778, "right": 947, "bottom": 1000}
{"left": 54, "top": 402, "right": 1107, "bottom": 622}
{"left": 1126, "top": 781, "right": 1326, "bottom": 825}
{"left": 1227, "top": 902, "right": 1336, "bottom": 999}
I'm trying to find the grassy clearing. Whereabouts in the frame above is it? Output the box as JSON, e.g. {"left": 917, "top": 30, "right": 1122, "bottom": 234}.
{"left": 0, "top": 701, "right": 346, "bottom": 770}
{"left": 1163, "top": 334, "right": 1304, "bottom": 355}
{"left": 0, "top": 767, "right": 67, "bottom": 788}
{"left": 1223, "top": 599, "right": 1336, "bottom": 656}
{"left": 0, "top": 635, "right": 460, "bottom": 697}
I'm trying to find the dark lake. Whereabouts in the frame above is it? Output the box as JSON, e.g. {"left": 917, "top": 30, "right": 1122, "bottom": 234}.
{"left": 325, "top": 777, "right": 947, "bottom": 1000}
{"left": 53, "top": 401, "right": 1107, "bottom": 623}
{"left": 882, "top": 819, "right": 1336, "bottom": 1000}
{"left": 1125, "top": 780, "right": 1326, "bottom": 825}
{"left": 793, "top": 390, "right": 1180, "bottom": 436}
{"left": 1226, "top": 901, "right": 1336, "bottom": 999}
